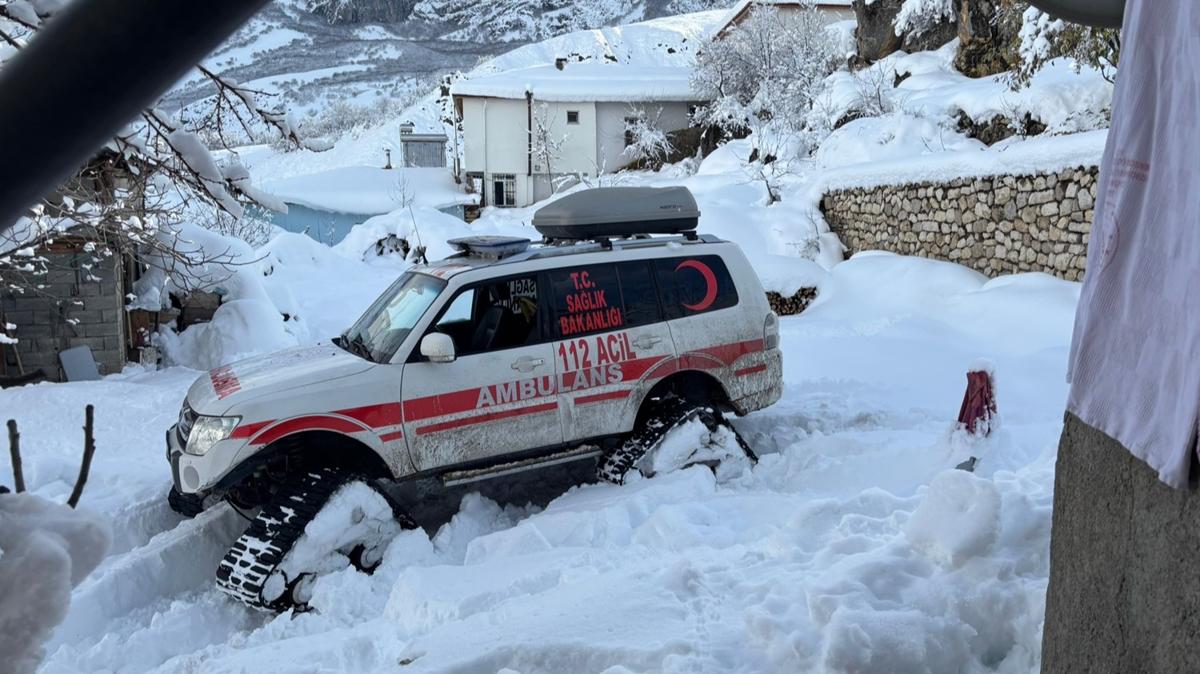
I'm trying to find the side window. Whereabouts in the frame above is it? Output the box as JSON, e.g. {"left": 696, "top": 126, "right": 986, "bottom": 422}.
{"left": 653, "top": 255, "right": 739, "bottom": 320}
{"left": 428, "top": 275, "right": 541, "bottom": 356}
{"left": 548, "top": 264, "right": 625, "bottom": 339}
{"left": 615, "top": 260, "right": 662, "bottom": 327}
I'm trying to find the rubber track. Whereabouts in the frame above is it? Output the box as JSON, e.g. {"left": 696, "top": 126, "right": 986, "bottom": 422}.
{"left": 598, "top": 398, "right": 708, "bottom": 485}
{"left": 598, "top": 398, "right": 758, "bottom": 485}
{"left": 215, "top": 466, "right": 344, "bottom": 611}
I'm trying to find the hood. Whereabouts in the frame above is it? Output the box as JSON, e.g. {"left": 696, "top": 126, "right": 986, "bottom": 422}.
{"left": 186, "top": 343, "right": 375, "bottom": 416}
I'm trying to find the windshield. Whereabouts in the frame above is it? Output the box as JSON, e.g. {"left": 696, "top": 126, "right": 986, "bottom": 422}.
{"left": 340, "top": 272, "right": 445, "bottom": 363}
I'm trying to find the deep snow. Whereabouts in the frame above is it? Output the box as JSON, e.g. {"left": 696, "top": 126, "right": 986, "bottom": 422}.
{"left": 4, "top": 249, "right": 1079, "bottom": 673}
{"left": 5, "top": 7, "right": 1109, "bottom": 671}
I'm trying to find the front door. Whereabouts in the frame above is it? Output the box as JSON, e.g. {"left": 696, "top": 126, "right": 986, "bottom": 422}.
{"left": 401, "top": 273, "right": 562, "bottom": 471}
{"left": 547, "top": 260, "right": 675, "bottom": 442}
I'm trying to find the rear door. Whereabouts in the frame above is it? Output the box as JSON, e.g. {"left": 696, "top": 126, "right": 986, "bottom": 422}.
{"left": 653, "top": 253, "right": 758, "bottom": 373}
{"left": 401, "top": 272, "right": 562, "bottom": 471}
{"left": 548, "top": 260, "right": 675, "bottom": 442}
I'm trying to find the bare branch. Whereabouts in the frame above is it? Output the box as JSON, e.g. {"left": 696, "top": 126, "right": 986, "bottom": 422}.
{"left": 66, "top": 405, "right": 96, "bottom": 508}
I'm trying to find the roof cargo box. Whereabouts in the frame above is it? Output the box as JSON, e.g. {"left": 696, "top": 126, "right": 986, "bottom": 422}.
{"left": 532, "top": 186, "right": 699, "bottom": 240}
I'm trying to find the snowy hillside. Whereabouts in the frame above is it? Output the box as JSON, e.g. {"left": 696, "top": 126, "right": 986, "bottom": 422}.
{"left": 234, "top": 11, "right": 726, "bottom": 181}
{"left": 409, "top": 0, "right": 727, "bottom": 42}
{"left": 164, "top": 0, "right": 732, "bottom": 114}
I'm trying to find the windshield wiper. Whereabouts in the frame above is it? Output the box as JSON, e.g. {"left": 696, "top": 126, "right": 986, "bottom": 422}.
{"left": 335, "top": 333, "right": 375, "bottom": 362}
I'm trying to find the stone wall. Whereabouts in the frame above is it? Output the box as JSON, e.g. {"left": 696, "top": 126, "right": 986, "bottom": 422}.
{"left": 1, "top": 239, "right": 126, "bottom": 381}
{"left": 821, "top": 167, "right": 1099, "bottom": 281}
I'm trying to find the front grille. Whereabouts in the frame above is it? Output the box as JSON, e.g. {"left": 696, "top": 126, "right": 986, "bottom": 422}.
{"left": 177, "top": 402, "right": 196, "bottom": 447}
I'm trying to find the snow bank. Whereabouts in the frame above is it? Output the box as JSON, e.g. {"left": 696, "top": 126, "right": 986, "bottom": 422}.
{"left": 905, "top": 469, "right": 1002, "bottom": 567}
{"left": 813, "top": 129, "right": 1105, "bottom": 194}
{"left": 820, "top": 41, "right": 1112, "bottom": 136}
{"left": 0, "top": 494, "right": 110, "bottom": 674}
{"left": 815, "top": 113, "right": 986, "bottom": 170}
{"left": 259, "top": 166, "right": 476, "bottom": 215}
{"left": 158, "top": 299, "right": 297, "bottom": 372}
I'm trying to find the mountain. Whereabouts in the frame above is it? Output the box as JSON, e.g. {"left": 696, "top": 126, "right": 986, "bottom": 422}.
{"left": 164, "top": 0, "right": 732, "bottom": 115}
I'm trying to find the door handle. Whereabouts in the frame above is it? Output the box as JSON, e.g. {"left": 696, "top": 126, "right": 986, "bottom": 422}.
{"left": 511, "top": 356, "right": 545, "bottom": 372}
{"left": 632, "top": 334, "right": 662, "bottom": 350}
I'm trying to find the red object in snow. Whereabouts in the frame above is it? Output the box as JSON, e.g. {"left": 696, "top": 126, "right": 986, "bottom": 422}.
{"left": 957, "top": 369, "right": 997, "bottom": 436}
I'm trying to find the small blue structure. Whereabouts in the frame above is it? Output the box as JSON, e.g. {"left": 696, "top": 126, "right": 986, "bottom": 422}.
{"left": 271, "top": 203, "right": 469, "bottom": 245}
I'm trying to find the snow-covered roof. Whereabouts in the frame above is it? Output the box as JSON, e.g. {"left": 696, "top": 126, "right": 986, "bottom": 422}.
{"left": 259, "top": 166, "right": 475, "bottom": 216}
{"left": 450, "top": 64, "right": 701, "bottom": 103}
{"left": 717, "top": 0, "right": 855, "bottom": 37}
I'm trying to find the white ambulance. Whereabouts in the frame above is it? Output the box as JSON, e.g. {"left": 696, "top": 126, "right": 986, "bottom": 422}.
{"left": 165, "top": 186, "right": 783, "bottom": 610}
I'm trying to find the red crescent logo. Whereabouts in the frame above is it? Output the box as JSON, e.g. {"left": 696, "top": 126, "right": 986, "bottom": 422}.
{"left": 676, "top": 259, "right": 718, "bottom": 312}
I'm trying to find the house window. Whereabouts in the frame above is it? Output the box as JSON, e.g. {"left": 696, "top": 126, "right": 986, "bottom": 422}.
{"left": 491, "top": 174, "right": 516, "bottom": 207}
{"left": 566, "top": 110, "right": 580, "bottom": 125}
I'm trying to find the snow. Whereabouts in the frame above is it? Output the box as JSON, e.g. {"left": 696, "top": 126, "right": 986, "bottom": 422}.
{"left": 334, "top": 205, "right": 532, "bottom": 263}
{"left": 0, "top": 494, "right": 111, "bottom": 674}
{"left": 893, "top": 0, "right": 955, "bottom": 36}
{"left": 258, "top": 166, "right": 477, "bottom": 215}
{"left": 820, "top": 42, "right": 1113, "bottom": 135}
{"left": 904, "top": 469, "right": 1002, "bottom": 568}
{"left": 0, "top": 4, "right": 1115, "bottom": 670}
{"left": 271, "top": 481, "right": 406, "bottom": 604}
{"left": 3, "top": 248, "right": 1079, "bottom": 673}
{"left": 451, "top": 64, "right": 699, "bottom": 102}
{"left": 816, "top": 129, "right": 1107, "bottom": 193}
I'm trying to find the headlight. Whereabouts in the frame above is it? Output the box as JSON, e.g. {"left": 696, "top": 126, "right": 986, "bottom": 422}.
{"left": 184, "top": 415, "right": 241, "bottom": 456}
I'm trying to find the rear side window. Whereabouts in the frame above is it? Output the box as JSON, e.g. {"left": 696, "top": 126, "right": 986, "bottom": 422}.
{"left": 547, "top": 262, "right": 663, "bottom": 339}
{"left": 654, "top": 255, "right": 739, "bottom": 320}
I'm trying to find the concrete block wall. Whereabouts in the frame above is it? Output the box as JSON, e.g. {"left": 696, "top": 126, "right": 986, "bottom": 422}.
{"left": 821, "top": 167, "right": 1099, "bottom": 281}
{"left": 1, "top": 245, "right": 126, "bottom": 380}
{"left": 1043, "top": 413, "right": 1200, "bottom": 673}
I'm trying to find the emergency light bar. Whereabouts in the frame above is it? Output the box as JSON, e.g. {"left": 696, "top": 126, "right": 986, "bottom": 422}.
{"left": 447, "top": 236, "right": 533, "bottom": 260}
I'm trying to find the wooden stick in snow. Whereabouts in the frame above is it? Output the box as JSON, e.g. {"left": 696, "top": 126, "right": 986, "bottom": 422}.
{"left": 66, "top": 405, "right": 96, "bottom": 508}
{"left": 7, "top": 418, "right": 24, "bottom": 493}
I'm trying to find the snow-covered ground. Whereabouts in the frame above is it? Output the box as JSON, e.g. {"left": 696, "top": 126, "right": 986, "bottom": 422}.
{"left": 7, "top": 247, "right": 1078, "bottom": 673}
{"left": 3, "top": 6, "right": 1112, "bottom": 670}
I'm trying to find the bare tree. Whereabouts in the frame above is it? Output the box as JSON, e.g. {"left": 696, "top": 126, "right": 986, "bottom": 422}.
{"left": 530, "top": 102, "right": 568, "bottom": 194}
{"left": 0, "top": 1, "right": 324, "bottom": 334}
{"left": 622, "top": 106, "right": 675, "bottom": 169}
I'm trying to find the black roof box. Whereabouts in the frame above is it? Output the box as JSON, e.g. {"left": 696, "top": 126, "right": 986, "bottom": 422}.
{"left": 532, "top": 186, "right": 699, "bottom": 240}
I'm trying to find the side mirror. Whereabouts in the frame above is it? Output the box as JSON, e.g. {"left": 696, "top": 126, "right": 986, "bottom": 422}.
{"left": 420, "top": 333, "right": 456, "bottom": 363}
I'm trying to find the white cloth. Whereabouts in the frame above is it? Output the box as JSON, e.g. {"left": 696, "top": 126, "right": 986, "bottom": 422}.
{"left": 1067, "top": 0, "right": 1200, "bottom": 488}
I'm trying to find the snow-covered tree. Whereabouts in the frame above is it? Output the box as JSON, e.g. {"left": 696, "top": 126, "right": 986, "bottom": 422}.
{"left": 692, "top": 3, "right": 839, "bottom": 134}
{"left": 893, "top": 0, "right": 957, "bottom": 38}
{"left": 622, "top": 107, "right": 675, "bottom": 168}
{"left": 1009, "top": 4, "right": 1120, "bottom": 86}
{"left": 692, "top": 3, "right": 840, "bottom": 203}
{"left": 530, "top": 102, "right": 568, "bottom": 184}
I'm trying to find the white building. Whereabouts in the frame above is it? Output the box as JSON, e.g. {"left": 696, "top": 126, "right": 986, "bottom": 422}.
{"left": 450, "top": 62, "right": 702, "bottom": 208}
